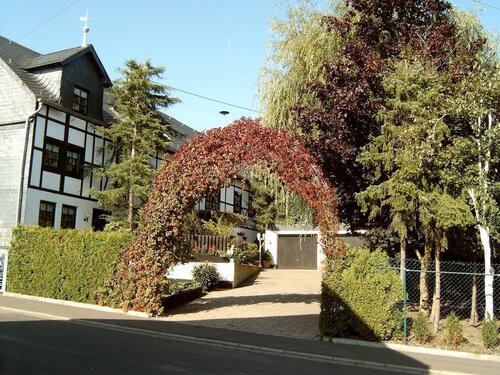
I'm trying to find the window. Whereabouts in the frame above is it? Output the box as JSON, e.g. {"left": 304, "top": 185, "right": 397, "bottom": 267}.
{"left": 247, "top": 196, "right": 255, "bottom": 217}
{"left": 61, "top": 205, "right": 77, "bottom": 229}
{"left": 65, "top": 147, "right": 83, "bottom": 177}
{"left": 38, "top": 201, "right": 55, "bottom": 227}
{"left": 43, "top": 142, "right": 60, "bottom": 168}
{"left": 42, "top": 137, "right": 83, "bottom": 179}
{"left": 233, "top": 191, "right": 242, "bottom": 214}
{"left": 205, "top": 193, "right": 220, "bottom": 211}
{"left": 72, "top": 86, "right": 88, "bottom": 114}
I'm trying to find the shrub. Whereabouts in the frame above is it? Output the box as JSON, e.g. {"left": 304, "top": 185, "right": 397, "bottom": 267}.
{"left": 320, "top": 247, "right": 403, "bottom": 341}
{"left": 482, "top": 316, "right": 498, "bottom": 349}
{"left": 166, "top": 281, "right": 196, "bottom": 296}
{"left": 443, "top": 312, "right": 464, "bottom": 348}
{"left": 263, "top": 249, "right": 273, "bottom": 262}
{"left": 413, "top": 312, "right": 431, "bottom": 344}
{"left": 230, "top": 238, "right": 259, "bottom": 264}
{"left": 8, "top": 226, "right": 132, "bottom": 304}
{"left": 192, "top": 262, "right": 219, "bottom": 292}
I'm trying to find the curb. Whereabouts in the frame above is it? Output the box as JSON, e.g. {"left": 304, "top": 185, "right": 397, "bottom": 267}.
{"left": 3, "top": 292, "right": 500, "bottom": 365}
{"left": 0, "top": 305, "right": 464, "bottom": 375}
{"left": 328, "top": 337, "right": 500, "bottom": 363}
{"left": 3, "top": 292, "right": 150, "bottom": 318}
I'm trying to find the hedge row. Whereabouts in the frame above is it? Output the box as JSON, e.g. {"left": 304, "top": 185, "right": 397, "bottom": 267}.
{"left": 320, "top": 248, "right": 403, "bottom": 341}
{"left": 7, "top": 226, "right": 132, "bottom": 304}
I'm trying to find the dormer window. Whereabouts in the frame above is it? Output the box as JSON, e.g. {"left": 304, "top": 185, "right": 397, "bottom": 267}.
{"left": 72, "top": 86, "right": 88, "bottom": 114}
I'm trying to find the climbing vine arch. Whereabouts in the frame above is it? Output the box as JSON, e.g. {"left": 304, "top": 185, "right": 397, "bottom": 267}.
{"left": 104, "top": 118, "right": 339, "bottom": 314}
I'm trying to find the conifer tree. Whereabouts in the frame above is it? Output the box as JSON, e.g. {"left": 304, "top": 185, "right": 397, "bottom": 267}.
{"left": 93, "top": 60, "right": 179, "bottom": 230}
{"left": 358, "top": 58, "right": 474, "bottom": 331}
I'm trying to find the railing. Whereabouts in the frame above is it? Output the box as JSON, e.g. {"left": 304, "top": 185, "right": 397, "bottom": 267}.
{"left": 189, "top": 234, "right": 230, "bottom": 253}
{"left": 0, "top": 249, "right": 8, "bottom": 294}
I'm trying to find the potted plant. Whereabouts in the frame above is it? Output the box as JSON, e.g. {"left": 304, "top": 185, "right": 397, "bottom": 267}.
{"left": 262, "top": 249, "right": 273, "bottom": 268}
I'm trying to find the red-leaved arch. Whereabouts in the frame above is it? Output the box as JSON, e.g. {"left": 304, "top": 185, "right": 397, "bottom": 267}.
{"left": 103, "top": 118, "right": 339, "bottom": 314}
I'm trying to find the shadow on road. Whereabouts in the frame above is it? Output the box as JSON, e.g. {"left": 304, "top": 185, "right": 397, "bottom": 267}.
{"left": 0, "top": 316, "right": 430, "bottom": 375}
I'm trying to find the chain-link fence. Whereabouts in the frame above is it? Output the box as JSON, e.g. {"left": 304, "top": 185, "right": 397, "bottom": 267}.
{"left": 385, "top": 258, "right": 500, "bottom": 344}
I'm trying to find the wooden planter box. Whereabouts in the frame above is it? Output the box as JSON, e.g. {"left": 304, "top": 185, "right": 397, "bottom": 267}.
{"left": 162, "top": 286, "right": 204, "bottom": 310}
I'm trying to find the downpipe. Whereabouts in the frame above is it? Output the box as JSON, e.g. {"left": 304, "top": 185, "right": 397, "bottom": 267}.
{"left": 16, "top": 99, "right": 43, "bottom": 224}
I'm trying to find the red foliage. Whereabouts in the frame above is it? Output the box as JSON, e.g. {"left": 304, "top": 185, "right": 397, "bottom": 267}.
{"left": 294, "top": 0, "right": 483, "bottom": 227}
{"left": 104, "top": 118, "right": 338, "bottom": 314}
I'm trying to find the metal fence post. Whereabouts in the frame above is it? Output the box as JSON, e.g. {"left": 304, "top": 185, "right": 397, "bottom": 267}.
{"left": 0, "top": 249, "right": 8, "bottom": 294}
{"left": 403, "top": 257, "right": 407, "bottom": 345}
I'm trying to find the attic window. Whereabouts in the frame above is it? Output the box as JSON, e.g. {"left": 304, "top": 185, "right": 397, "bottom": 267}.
{"left": 73, "top": 86, "right": 88, "bottom": 114}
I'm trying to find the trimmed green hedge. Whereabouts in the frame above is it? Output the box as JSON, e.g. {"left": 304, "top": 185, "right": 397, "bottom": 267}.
{"left": 7, "top": 226, "right": 132, "bottom": 304}
{"left": 320, "top": 248, "right": 403, "bottom": 341}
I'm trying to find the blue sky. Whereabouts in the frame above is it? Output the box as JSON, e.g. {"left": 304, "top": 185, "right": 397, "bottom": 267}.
{"left": 1, "top": 0, "right": 498, "bottom": 132}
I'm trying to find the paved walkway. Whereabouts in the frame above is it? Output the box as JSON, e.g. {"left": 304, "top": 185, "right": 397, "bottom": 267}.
{"left": 165, "top": 268, "right": 322, "bottom": 339}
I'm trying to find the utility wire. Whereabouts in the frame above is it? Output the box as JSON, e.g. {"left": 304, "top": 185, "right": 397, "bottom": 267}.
{"left": 169, "top": 86, "right": 261, "bottom": 114}
{"left": 18, "top": 0, "right": 80, "bottom": 42}
{"left": 472, "top": 0, "right": 500, "bottom": 11}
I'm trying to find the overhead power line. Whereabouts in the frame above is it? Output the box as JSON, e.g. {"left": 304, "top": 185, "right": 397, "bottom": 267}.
{"left": 169, "top": 86, "right": 261, "bottom": 114}
{"left": 472, "top": 0, "right": 500, "bottom": 11}
{"left": 18, "top": 0, "right": 81, "bottom": 42}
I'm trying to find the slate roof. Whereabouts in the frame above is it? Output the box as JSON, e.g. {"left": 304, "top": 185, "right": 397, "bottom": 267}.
{"left": 0, "top": 35, "right": 111, "bottom": 102}
{"left": 102, "top": 89, "right": 199, "bottom": 152}
{"left": 159, "top": 111, "right": 199, "bottom": 152}
{"left": 0, "top": 36, "right": 47, "bottom": 100}
{"left": 1, "top": 35, "right": 198, "bottom": 151}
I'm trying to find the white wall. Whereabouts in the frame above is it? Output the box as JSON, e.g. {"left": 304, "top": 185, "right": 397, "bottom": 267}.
{"left": 264, "top": 228, "right": 323, "bottom": 268}
{"left": 24, "top": 188, "right": 100, "bottom": 229}
{"left": 167, "top": 260, "right": 259, "bottom": 288}
{"left": 0, "top": 123, "right": 25, "bottom": 248}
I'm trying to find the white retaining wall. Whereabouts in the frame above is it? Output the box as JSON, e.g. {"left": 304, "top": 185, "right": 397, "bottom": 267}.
{"left": 167, "top": 260, "right": 259, "bottom": 288}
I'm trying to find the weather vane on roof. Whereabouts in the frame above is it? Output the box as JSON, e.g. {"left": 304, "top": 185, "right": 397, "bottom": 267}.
{"left": 79, "top": 10, "right": 91, "bottom": 47}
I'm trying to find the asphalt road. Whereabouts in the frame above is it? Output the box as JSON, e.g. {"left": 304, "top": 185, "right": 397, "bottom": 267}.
{"left": 0, "top": 309, "right": 384, "bottom": 375}
{"left": 2, "top": 295, "right": 499, "bottom": 375}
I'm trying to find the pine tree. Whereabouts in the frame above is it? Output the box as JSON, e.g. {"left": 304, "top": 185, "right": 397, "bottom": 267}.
{"left": 93, "top": 60, "right": 179, "bottom": 230}
{"left": 358, "top": 58, "right": 474, "bottom": 332}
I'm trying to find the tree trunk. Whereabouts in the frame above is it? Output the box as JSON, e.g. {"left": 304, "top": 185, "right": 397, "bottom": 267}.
{"left": 128, "top": 126, "right": 137, "bottom": 231}
{"left": 468, "top": 114, "right": 494, "bottom": 321}
{"left": 479, "top": 225, "right": 494, "bottom": 320}
{"left": 470, "top": 266, "right": 478, "bottom": 326}
{"left": 416, "top": 236, "right": 432, "bottom": 315}
{"left": 430, "top": 234, "right": 441, "bottom": 335}
{"left": 400, "top": 235, "right": 407, "bottom": 280}
{"left": 468, "top": 188, "right": 494, "bottom": 321}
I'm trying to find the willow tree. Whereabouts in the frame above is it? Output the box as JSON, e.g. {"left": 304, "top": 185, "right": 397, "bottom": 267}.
{"left": 259, "top": 1, "right": 343, "bottom": 133}
{"left": 93, "top": 60, "right": 179, "bottom": 230}
{"left": 260, "top": 0, "right": 458, "bottom": 230}
{"left": 255, "top": 1, "right": 344, "bottom": 228}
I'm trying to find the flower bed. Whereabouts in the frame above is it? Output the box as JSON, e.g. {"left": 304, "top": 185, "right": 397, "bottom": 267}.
{"left": 167, "top": 260, "right": 260, "bottom": 288}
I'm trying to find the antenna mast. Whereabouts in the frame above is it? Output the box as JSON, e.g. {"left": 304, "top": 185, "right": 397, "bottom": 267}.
{"left": 79, "top": 10, "right": 91, "bottom": 47}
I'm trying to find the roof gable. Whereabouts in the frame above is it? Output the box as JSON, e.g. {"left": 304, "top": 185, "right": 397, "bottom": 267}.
{"left": 0, "top": 35, "right": 112, "bottom": 103}
{"left": 21, "top": 44, "right": 111, "bottom": 87}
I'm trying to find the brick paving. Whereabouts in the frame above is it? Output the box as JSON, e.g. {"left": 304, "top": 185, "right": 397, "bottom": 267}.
{"left": 165, "top": 268, "right": 322, "bottom": 339}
